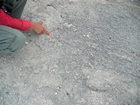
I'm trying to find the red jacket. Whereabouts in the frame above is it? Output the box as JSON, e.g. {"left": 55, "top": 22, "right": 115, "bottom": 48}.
{"left": 0, "top": 9, "right": 31, "bottom": 31}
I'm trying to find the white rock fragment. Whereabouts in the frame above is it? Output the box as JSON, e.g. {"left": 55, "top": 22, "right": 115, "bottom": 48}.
{"left": 52, "top": 69, "right": 55, "bottom": 72}
{"left": 57, "top": 86, "right": 61, "bottom": 89}
{"left": 25, "top": 42, "right": 28, "bottom": 45}
{"left": 86, "top": 35, "right": 90, "bottom": 38}
{"left": 87, "top": 75, "right": 90, "bottom": 79}
{"left": 66, "top": 71, "right": 69, "bottom": 73}
{"left": 100, "top": 101, "right": 103, "bottom": 104}
{"left": 64, "top": 23, "right": 75, "bottom": 28}
{"left": 73, "top": 28, "right": 77, "bottom": 32}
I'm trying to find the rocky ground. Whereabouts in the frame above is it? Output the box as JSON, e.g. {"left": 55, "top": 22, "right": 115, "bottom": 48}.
{"left": 0, "top": 0, "right": 140, "bottom": 105}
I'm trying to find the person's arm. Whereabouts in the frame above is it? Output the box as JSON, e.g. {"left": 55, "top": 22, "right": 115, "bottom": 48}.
{"left": 0, "top": 10, "right": 30, "bottom": 30}
{"left": 0, "top": 10, "right": 50, "bottom": 35}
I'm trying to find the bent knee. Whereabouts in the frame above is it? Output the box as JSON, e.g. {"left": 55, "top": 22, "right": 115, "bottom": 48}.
{"left": 8, "top": 31, "right": 26, "bottom": 52}
{"left": 0, "top": 25, "right": 26, "bottom": 56}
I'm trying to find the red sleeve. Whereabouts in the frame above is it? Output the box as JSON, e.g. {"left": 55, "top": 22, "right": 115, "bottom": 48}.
{"left": 0, "top": 9, "right": 31, "bottom": 31}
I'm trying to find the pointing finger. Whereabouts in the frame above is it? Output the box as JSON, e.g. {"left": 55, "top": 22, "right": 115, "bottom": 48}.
{"left": 44, "top": 28, "right": 50, "bottom": 36}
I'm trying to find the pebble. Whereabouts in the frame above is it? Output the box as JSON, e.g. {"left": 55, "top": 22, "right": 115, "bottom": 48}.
{"left": 25, "top": 42, "right": 29, "bottom": 45}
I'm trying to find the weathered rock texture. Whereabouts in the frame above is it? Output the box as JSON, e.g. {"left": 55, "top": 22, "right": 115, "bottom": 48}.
{"left": 0, "top": 0, "right": 140, "bottom": 105}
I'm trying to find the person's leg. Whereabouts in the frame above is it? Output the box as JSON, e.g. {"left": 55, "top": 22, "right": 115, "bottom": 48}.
{"left": 0, "top": 25, "right": 26, "bottom": 57}
{"left": 6, "top": 0, "right": 27, "bottom": 18}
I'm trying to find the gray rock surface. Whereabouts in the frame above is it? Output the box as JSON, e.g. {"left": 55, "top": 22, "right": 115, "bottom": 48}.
{"left": 0, "top": 0, "right": 140, "bottom": 105}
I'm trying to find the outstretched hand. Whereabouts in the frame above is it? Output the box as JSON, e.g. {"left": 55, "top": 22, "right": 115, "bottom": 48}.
{"left": 30, "top": 22, "right": 50, "bottom": 35}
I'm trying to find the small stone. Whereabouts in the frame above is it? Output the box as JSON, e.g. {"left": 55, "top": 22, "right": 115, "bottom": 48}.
{"left": 25, "top": 42, "right": 28, "bottom": 45}
{"left": 100, "top": 102, "right": 103, "bottom": 104}
{"left": 66, "top": 71, "right": 69, "bottom": 73}
{"left": 87, "top": 75, "right": 90, "bottom": 79}
{"left": 73, "top": 28, "right": 77, "bottom": 32}
{"left": 87, "top": 35, "right": 90, "bottom": 37}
